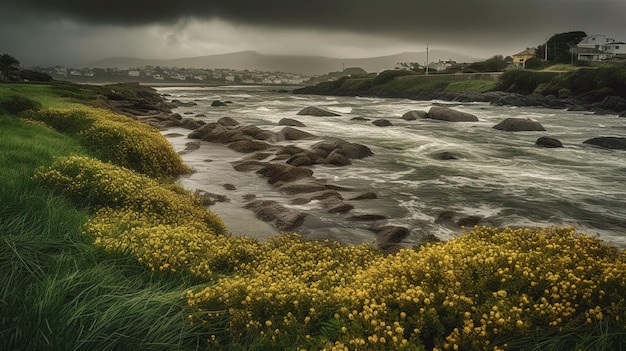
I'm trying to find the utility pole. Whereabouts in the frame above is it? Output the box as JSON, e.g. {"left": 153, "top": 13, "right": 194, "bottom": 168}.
{"left": 425, "top": 44, "right": 429, "bottom": 76}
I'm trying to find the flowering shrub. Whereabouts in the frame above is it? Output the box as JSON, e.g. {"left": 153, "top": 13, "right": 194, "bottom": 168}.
{"left": 34, "top": 155, "right": 225, "bottom": 235}
{"left": 186, "top": 227, "right": 626, "bottom": 350}
{"left": 34, "top": 156, "right": 238, "bottom": 277}
{"left": 23, "top": 108, "right": 190, "bottom": 178}
{"left": 84, "top": 208, "right": 258, "bottom": 278}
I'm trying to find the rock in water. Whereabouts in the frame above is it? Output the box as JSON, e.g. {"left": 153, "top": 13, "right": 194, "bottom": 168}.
{"left": 428, "top": 106, "right": 479, "bottom": 122}
{"left": 372, "top": 119, "right": 393, "bottom": 127}
{"left": 583, "top": 137, "right": 626, "bottom": 150}
{"left": 401, "top": 110, "right": 428, "bottom": 120}
{"left": 297, "top": 106, "right": 341, "bottom": 117}
{"left": 536, "top": 136, "right": 563, "bottom": 148}
{"left": 211, "top": 100, "right": 228, "bottom": 107}
{"left": 278, "top": 118, "right": 306, "bottom": 127}
{"left": 493, "top": 118, "right": 546, "bottom": 132}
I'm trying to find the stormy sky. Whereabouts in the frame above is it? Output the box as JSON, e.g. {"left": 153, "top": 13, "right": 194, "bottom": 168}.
{"left": 1, "top": 0, "right": 624, "bottom": 66}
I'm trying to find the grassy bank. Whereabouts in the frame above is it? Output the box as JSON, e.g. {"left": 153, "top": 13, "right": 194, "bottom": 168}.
{"left": 2, "top": 82, "right": 626, "bottom": 350}
{"left": 294, "top": 71, "right": 498, "bottom": 98}
{"left": 294, "top": 62, "right": 626, "bottom": 105}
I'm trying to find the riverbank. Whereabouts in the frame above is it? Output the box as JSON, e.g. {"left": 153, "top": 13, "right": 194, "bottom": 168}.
{"left": 3, "top": 81, "right": 626, "bottom": 350}
{"left": 293, "top": 67, "right": 626, "bottom": 116}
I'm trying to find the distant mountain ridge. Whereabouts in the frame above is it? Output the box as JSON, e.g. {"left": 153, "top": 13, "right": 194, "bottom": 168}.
{"left": 80, "top": 50, "right": 480, "bottom": 76}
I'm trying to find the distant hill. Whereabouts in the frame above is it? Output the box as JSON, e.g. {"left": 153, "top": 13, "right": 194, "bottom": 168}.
{"left": 81, "top": 51, "right": 480, "bottom": 76}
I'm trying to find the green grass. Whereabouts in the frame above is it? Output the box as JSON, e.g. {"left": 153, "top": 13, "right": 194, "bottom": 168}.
{"left": 0, "top": 112, "right": 208, "bottom": 350}
{"left": 445, "top": 80, "right": 497, "bottom": 92}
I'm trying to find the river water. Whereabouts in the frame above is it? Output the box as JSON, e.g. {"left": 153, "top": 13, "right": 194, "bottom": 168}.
{"left": 156, "top": 85, "right": 626, "bottom": 248}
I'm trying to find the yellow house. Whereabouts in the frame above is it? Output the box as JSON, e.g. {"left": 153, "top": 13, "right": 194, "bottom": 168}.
{"left": 512, "top": 48, "right": 536, "bottom": 68}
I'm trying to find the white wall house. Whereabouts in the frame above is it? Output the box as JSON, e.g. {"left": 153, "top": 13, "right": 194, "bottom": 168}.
{"left": 576, "top": 34, "right": 626, "bottom": 61}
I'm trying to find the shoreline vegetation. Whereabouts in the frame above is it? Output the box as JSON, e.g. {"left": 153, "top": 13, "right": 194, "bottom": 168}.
{"left": 1, "top": 78, "right": 626, "bottom": 350}
{"left": 293, "top": 64, "right": 626, "bottom": 117}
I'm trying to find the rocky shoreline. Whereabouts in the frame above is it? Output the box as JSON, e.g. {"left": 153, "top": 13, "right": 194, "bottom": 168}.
{"left": 95, "top": 83, "right": 626, "bottom": 251}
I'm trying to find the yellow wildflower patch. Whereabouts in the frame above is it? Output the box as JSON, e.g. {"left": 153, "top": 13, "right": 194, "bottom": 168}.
{"left": 23, "top": 107, "right": 190, "bottom": 178}
{"left": 187, "top": 227, "right": 626, "bottom": 350}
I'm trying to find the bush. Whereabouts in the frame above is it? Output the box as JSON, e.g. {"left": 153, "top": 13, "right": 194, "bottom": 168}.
{"left": 0, "top": 93, "right": 41, "bottom": 115}
{"left": 491, "top": 70, "right": 560, "bottom": 95}
{"left": 18, "top": 69, "right": 53, "bottom": 82}
{"left": 523, "top": 58, "right": 547, "bottom": 70}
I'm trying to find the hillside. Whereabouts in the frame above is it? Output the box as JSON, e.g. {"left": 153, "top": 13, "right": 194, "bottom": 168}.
{"left": 80, "top": 50, "right": 479, "bottom": 75}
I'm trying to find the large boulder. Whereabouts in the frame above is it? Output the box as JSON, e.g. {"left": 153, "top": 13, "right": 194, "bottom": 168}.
{"left": 325, "top": 149, "right": 352, "bottom": 166}
{"left": 493, "top": 118, "right": 546, "bottom": 132}
{"left": 583, "top": 137, "right": 626, "bottom": 150}
{"left": 217, "top": 116, "right": 240, "bottom": 126}
{"left": 277, "top": 127, "right": 316, "bottom": 140}
{"left": 189, "top": 123, "right": 250, "bottom": 143}
{"left": 311, "top": 138, "right": 373, "bottom": 159}
{"left": 401, "top": 110, "right": 429, "bottom": 120}
{"left": 297, "top": 106, "right": 341, "bottom": 117}
{"left": 428, "top": 106, "right": 479, "bottom": 122}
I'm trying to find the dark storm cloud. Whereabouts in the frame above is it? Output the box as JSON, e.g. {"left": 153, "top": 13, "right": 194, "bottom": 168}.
{"left": 1, "top": 0, "right": 602, "bottom": 39}
{"left": 2, "top": 0, "right": 625, "bottom": 66}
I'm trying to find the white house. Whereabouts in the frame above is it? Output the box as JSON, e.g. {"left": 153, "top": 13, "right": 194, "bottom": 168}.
{"left": 576, "top": 34, "right": 626, "bottom": 61}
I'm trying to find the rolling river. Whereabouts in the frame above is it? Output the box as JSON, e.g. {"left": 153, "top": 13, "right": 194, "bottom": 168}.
{"left": 156, "top": 85, "right": 626, "bottom": 249}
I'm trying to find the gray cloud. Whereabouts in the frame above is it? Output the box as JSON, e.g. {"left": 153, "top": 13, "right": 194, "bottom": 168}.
{"left": 2, "top": 0, "right": 625, "bottom": 66}
{"left": 4, "top": 0, "right": 623, "bottom": 37}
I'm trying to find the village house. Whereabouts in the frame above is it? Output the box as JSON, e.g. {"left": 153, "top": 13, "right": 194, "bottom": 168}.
{"left": 512, "top": 48, "right": 536, "bottom": 68}
{"left": 575, "top": 34, "right": 626, "bottom": 61}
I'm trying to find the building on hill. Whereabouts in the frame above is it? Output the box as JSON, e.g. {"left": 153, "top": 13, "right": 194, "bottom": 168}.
{"left": 575, "top": 34, "right": 626, "bottom": 61}
{"left": 512, "top": 48, "right": 536, "bottom": 68}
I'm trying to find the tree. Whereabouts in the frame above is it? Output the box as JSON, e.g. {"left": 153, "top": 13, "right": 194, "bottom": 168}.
{"left": 536, "top": 31, "right": 587, "bottom": 63}
{"left": 0, "top": 54, "right": 20, "bottom": 81}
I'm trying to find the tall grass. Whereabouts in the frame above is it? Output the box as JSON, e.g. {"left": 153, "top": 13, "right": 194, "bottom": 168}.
{"left": 0, "top": 113, "right": 208, "bottom": 350}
